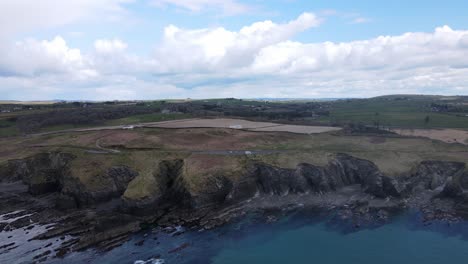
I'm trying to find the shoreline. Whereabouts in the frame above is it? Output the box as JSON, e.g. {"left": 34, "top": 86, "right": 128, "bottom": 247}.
{"left": 2, "top": 153, "right": 468, "bottom": 262}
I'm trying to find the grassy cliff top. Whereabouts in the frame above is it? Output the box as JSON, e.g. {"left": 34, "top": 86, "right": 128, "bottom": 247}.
{"left": 2, "top": 126, "right": 467, "bottom": 192}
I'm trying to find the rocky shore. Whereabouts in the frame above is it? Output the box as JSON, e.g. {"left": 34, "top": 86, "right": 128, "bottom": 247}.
{"left": 1, "top": 152, "right": 468, "bottom": 262}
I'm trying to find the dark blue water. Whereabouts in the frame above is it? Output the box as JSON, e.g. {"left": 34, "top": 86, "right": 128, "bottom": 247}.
{"left": 53, "top": 212, "right": 468, "bottom": 264}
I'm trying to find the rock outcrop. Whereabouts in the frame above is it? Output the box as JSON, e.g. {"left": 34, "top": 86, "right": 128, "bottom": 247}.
{"left": 227, "top": 154, "right": 403, "bottom": 203}
{"left": 60, "top": 166, "right": 139, "bottom": 208}
{"left": 0, "top": 153, "right": 138, "bottom": 208}
{"left": 0, "top": 152, "right": 75, "bottom": 195}
{"left": 2, "top": 152, "right": 466, "bottom": 213}
{"left": 122, "top": 160, "right": 192, "bottom": 215}
{"left": 408, "top": 161, "right": 465, "bottom": 191}
{"left": 190, "top": 175, "right": 234, "bottom": 207}
{"left": 2, "top": 151, "right": 468, "bottom": 261}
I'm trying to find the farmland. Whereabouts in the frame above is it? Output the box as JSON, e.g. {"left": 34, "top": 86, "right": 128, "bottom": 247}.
{"left": 1, "top": 94, "right": 468, "bottom": 139}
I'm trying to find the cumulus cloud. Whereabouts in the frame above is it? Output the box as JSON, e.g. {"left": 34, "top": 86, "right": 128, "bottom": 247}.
{"left": 1, "top": 12, "right": 468, "bottom": 100}
{"left": 250, "top": 25, "right": 468, "bottom": 74}
{"left": 154, "top": 12, "right": 321, "bottom": 72}
{"left": 149, "top": 0, "right": 251, "bottom": 15}
{"left": 92, "top": 39, "right": 158, "bottom": 75}
{"left": 0, "top": 36, "right": 95, "bottom": 78}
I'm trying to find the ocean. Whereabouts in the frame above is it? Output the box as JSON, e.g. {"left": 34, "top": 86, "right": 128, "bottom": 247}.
{"left": 40, "top": 211, "right": 468, "bottom": 264}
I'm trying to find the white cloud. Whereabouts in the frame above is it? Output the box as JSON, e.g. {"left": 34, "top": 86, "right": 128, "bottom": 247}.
{"left": 1, "top": 12, "right": 468, "bottom": 100}
{"left": 0, "top": 36, "right": 95, "bottom": 78}
{"left": 154, "top": 12, "right": 321, "bottom": 72}
{"left": 94, "top": 39, "right": 128, "bottom": 54}
{"left": 250, "top": 25, "right": 468, "bottom": 74}
{"left": 149, "top": 0, "right": 251, "bottom": 15}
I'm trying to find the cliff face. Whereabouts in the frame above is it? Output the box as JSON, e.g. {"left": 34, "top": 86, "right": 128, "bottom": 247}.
{"left": 2, "top": 151, "right": 468, "bottom": 260}
{"left": 2, "top": 152, "right": 466, "bottom": 214}
{"left": 117, "top": 154, "right": 467, "bottom": 216}
{"left": 409, "top": 161, "right": 466, "bottom": 191}
{"left": 122, "top": 159, "right": 192, "bottom": 215}
{"left": 0, "top": 153, "right": 138, "bottom": 208}
{"left": 0, "top": 152, "right": 75, "bottom": 195}
{"left": 60, "top": 166, "right": 139, "bottom": 208}
{"left": 225, "top": 154, "right": 404, "bottom": 204}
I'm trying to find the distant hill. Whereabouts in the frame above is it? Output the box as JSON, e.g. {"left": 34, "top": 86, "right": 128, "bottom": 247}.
{"left": 372, "top": 94, "right": 466, "bottom": 101}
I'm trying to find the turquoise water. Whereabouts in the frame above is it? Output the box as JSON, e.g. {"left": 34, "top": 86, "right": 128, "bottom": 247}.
{"left": 212, "top": 217, "right": 468, "bottom": 264}
{"left": 55, "top": 212, "right": 468, "bottom": 264}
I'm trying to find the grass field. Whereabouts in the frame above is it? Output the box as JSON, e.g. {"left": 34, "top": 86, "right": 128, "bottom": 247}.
{"left": 0, "top": 112, "right": 193, "bottom": 136}
{"left": 0, "top": 118, "right": 19, "bottom": 137}
{"left": 2, "top": 124, "right": 467, "bottom": 175}
{"left": 392, "top": 128, "right": 468, "bottom": 145}
{"left": 104, "top": 113, "right": 192, "bottom": 126}
{"left": 2, "top": 121, "right": 468, "bottom": 195}
{"left": 2, "top": 95, "right": 468, "bottom": 138}
{"left": 3, "top": 95, "right": 468, "bottom": 196}
{"left": 319, "top": 97, "right": 468, "bottom": 129}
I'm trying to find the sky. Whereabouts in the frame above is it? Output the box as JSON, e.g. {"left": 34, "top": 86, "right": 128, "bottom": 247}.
{"left": 1, "top": 0, "right": 468, "bottom": 100}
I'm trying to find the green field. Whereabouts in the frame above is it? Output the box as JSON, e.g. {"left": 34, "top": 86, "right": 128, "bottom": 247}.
{"left": 320, "top": 96, "right": 468, "bottom": 129}
{"left": 1, "top": 95, "right": 468, "bottom": 138}
{"left": 0, "top": 119, "right": 19, "bottom": 137}
{"left": 104, "top": 113, "right": 192, "bottom": 126}
{"left": 0, "top": 111, "right": 191, "bottom": 136}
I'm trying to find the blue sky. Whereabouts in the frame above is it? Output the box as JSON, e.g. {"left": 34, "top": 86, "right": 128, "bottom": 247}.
{"left": 1, "top": 0, "right": 468, "bottom": 100}
{"left": 29, "top": 0, "right": 468, "bottom": 53}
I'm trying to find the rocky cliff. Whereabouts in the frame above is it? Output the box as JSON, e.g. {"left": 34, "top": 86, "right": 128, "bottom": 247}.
{"left": 122, "top": 159, "right": 192, "bottom": 215}
{"left": 0, "top": 152, "right": 75, "bottom": 195}
{"left": 1, "top": 151, "right": 467, "bottom": 260}
{"left": 2, "top": 152, "right": 466, "bottom": 212}
{"left": 0, "top": 153, "right": 138, "bottom": 208}
{"left": 225, "top": 154, "right": 403, "bottom": 203}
